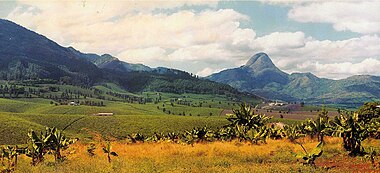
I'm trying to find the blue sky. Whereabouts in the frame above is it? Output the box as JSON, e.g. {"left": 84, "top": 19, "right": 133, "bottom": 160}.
{"left": 220, "top": 1, "right": 361, "bottom": 40}
{"left": 2, "top": 1, "right": 380, "bottom": 79}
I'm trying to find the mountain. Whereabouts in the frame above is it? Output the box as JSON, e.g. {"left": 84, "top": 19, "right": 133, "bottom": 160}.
{"left": 208, "top": 53, "right": 380, "bottom": 105}
{"left": 0, "top": 19, "right": 103, "bottom": 84}
{"left": 0, "top": 19, "right": 247, "bottom": 97}
{"left": 208, "top": 53, "right": 290, "bottom": 98}
{"left": 68, "top": 47, "right": 152, "bottom": 72}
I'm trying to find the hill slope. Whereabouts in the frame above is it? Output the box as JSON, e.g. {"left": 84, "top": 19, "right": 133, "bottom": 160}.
{"left": 0, "top": 19, "right": 102, "bottom": 84}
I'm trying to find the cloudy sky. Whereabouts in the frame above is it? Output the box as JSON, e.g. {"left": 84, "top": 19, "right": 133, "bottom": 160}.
{"left": 1, "top": 0, "right": 380, "bottom": 79}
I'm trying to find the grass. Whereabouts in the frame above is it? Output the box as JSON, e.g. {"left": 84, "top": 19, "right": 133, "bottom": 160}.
{"left": 12, "top": 137, "right": 380, "bottom": 173}
{"left": 0, "top": 113, "right": 45, "bottom": 144}
{"left": 0, "top": 96, "right": 312, "bottom": 145}
{"left": 0, "top": 98, "right": 48, "bottom": 113}
{"left": 0, "top": 112, "right": 228, "bottom": 145}
{"left": 270, "top": 118, "right": 302, "bottom": 125}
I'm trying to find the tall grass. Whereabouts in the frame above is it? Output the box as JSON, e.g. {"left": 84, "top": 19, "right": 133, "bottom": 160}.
{"left": 13, "top": 137, "right": 380, "bottom": 173}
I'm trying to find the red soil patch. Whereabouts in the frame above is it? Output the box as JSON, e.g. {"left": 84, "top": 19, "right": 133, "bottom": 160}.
{"left": 317, "top": 156, "right": 379, "bottom": 172}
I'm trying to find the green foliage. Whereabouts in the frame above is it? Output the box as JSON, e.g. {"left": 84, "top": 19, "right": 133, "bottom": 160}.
{"left": 102, "top": 142, "right": 118, "bottom": 163}
{"left": 86, "top": 143, "right": 96, "bottom": 157}
{"left": 368, "top": 118, "right": 380, "bottom": 139}
{"left": 225, "top": 103, "right": 272, "bottom": 143}
{"left": 268, "top": 126, "right": 285, "bottom": 140}
{"left": 283, "top": 125, "right": 305, "bottom": 142}
{"left": 357, "top": 102, "right": 380, "bottom": 122}
{"left": 330, "top": 102, "right": 380, "bottom": 156}
{"left": 241, "top": 126, "right": 270, "bottom": 144}
{"left": 300, "top": 106, "right": 332, "bottom": 142}
{"left": 146, "top": 132, "right": 166, "bottom": 142}
{"left": 293, "top": 142, "right": 323, "bottom": 167}
{"left": 332, "top": 113, "right": 368, "bottom": 155}
{"left": 226, "top": 103, "right": 271, "bottom": 130}
{"left": 1, "top": 145, "right": 25, "bottom": 172}
{"left": 25, "top": 127, "right": 76, "bottom": 165}
{"left": 181, "top": 127, "right": 214, "bottom": 145}
{"left": 127, "top": 133, "right": 145, "bottom": 143}
{"left": 303, "top": 117, "right": 331, "bottom": 142}
{"left": 364, "top": 146, "right": 380, "bottom": 168}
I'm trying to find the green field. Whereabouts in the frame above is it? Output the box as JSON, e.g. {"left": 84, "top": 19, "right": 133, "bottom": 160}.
{"left": 0, "top": 81, "right": 246, "bottom": 145}
{"left": 0, "top": 82, "right": 326, "bottom": 145}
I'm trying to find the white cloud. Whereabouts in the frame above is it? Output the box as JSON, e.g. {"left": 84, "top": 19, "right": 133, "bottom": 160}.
{"left": 196, "top": 67, "right": 224, "bottom": 77}
{"left": 288, "top": 1, "right": 380, "bottom": 34}
{"left": 5, "top": 1, "right": 380, "bottom": 79}
{"left": 252, "top": 31, "right": 380, "bottom": 79}
{"left": 116, "top": 47, "right": 167, "bottom": 64}
{"left": 316, "top": 58, "right": 380, "bottom": 79}
{"left": 253, "top": 31, "right": 307, "bottom": 51}
{"left": 294, "top": 58, "right": 380, "bottom": 79}
{"left": 7, "top": 2, "right": 253, "bottom": 65}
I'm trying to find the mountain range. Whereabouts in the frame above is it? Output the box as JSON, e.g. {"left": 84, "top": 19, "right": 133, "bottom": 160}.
{"left": 0, "top": 19, "right": 241, "bottom": 96}
{"left": 207, "top": 53, "right": 380, "bottom": 106}
{"left": 1, "top": 18, "right": 379, "bottom": 106}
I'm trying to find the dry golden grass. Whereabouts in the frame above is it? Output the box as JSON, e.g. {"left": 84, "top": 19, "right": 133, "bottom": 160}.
{"left": 14, "top": 137, "right": 380, "bottom": 173}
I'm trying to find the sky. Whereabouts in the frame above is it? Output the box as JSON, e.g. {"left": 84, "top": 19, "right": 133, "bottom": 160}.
{"left": 1, "top": 0, "right": 380, "bottom": 79}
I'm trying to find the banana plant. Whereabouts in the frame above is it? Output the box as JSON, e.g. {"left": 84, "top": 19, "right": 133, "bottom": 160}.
{"left": 332, "top": 113, "right": 368, "bottom": 156}
{"left": 217, "top": 127, "right": 236, "bottom": 141}
{"left": 102, "top": 142, "right": 118, "bottom": 163}
{"left": 283, "top": 125, "right": 305, "bottom": 142}
{"left": 367, "top": 118, "right": 380, "bottom": 139}
{"left": 292, "top": 142, "right": 323, "bottom": 167}
{"left": 146, "top": 132, "right": 165, "bottom": 142}
{"left": 304, "top": 117, "right": 331, "bottom": 142}
{"left": 87, "top": 143, "right": 96, "bottom": 157}
{"left": 26, "top": 127, "right": 76, "bottom": 165}
{"left": 268, "top": 126, "right": 285, "bottom": 140}
{"left": 226, "top": 103, "right": 271, "bottom": 130}
{"left": 165, "top": 132, "right": 180, "bottom": 143}
{"left": 26, "top": 130, "right": 47, "bottom": 166}
{"left": 1, "top": 145, "right": 25, "bottom": 172}
{"left": 49, "top": 127, "right": 76, "bottom": 161}
{"left": 181, "top": 127, "right": 214, "bottom": 145}
{"left": 356, "top": 102, "right": 380, "bottom": 122}
{"left": 128, "top": 133, "right": 145, "bottom": 143}
{"left": 244, "top": 126, "right": 270, "bottom": 144}
{"left": 364, "top": 147, "right": 379, "bottom": 168}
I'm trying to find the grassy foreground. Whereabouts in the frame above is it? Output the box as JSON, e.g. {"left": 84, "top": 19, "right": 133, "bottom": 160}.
{"left": 14, "top": 137, "right": 380, "bottom": 173}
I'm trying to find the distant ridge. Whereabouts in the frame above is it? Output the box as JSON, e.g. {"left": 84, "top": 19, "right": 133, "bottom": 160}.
{"left": 208, "top": 53, "right": 380, "bottom": 106}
